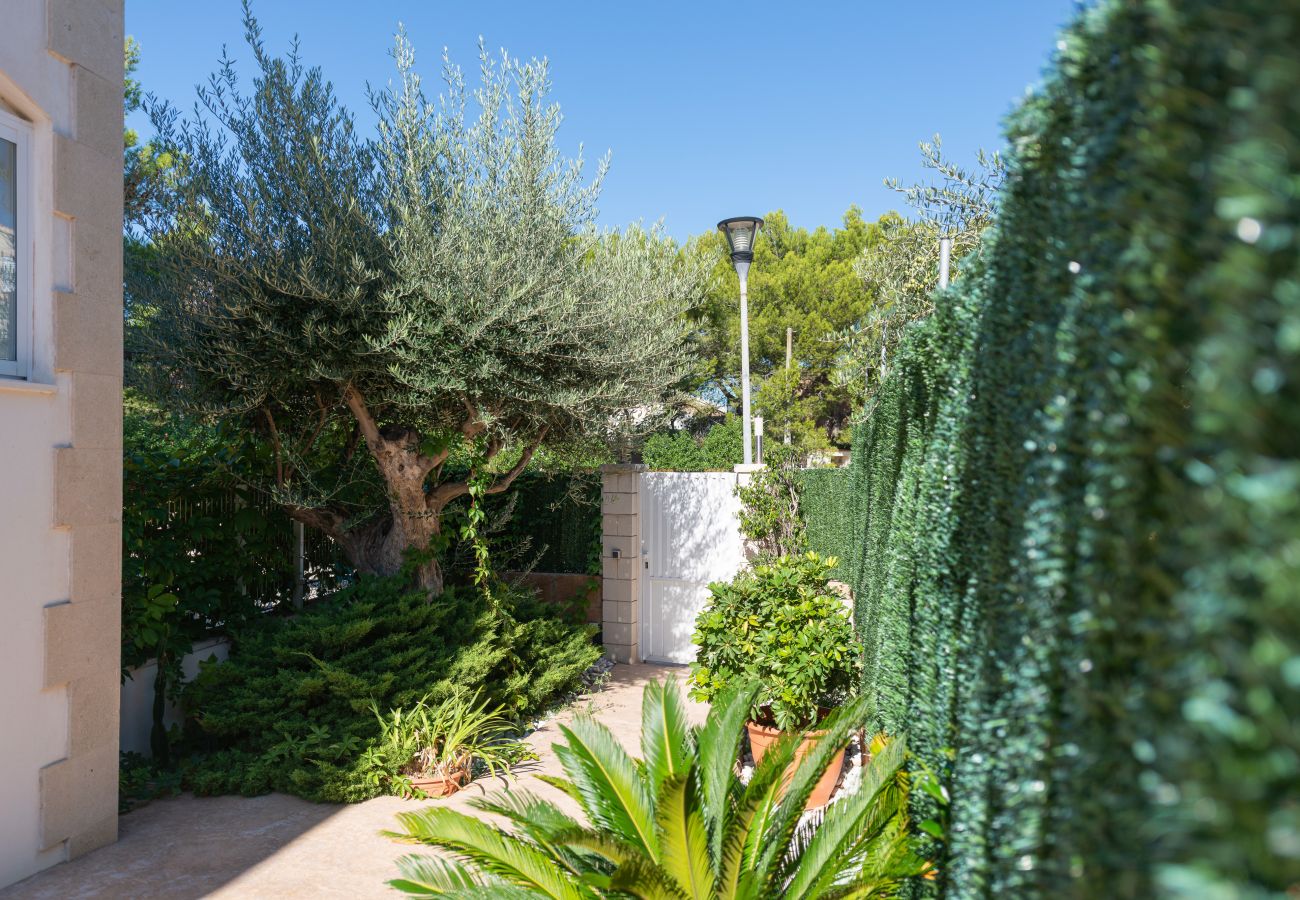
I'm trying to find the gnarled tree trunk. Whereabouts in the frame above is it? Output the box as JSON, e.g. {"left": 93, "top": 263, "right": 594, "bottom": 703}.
{"left": 277, "top": 386, "right": 544, "bottom": 597}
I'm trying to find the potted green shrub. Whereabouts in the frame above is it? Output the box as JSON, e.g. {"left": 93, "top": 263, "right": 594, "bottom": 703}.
{"left": 689, "top": 552, "right": 861, "bottom": 808}
{"left": 361, "top": 690, "right": 534, "bottom": 799}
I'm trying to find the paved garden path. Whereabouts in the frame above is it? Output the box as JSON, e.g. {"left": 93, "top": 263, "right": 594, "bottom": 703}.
{"left": 3, "top": 663, "right": 702, "bottom": 900}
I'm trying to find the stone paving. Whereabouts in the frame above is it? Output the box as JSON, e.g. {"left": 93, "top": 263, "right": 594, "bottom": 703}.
{"left": 2, "top": 663, "right": 701, "bottom": 900}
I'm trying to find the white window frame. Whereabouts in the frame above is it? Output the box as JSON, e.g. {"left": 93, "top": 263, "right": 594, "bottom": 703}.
{"left": 0, "top": 108, "right": 33, "bottom": 380}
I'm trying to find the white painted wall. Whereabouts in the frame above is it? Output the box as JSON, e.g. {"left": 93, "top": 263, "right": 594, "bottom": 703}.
{"left": 0, "top": 0, "right": 77, "bottom": 884}
{"left": 119, "top": 639, "right": 230, "bottom": 757}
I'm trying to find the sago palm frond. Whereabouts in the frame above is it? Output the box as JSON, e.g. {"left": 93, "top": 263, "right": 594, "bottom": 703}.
{"left": 386, "top": 807, "right": 595, "bottom": 899}
{"left": 468, "top": 789, "right": 585, "bottom": 843}
{"left": 782, "top": 735, "right": 908, "bottom": 899}
{"left": 691, "top": 681, "right": 756, "bottom": 868}
{"left": 552, "top": 716, "right": 659, "bottom": 859}
{"left": 387, "top": 678, "right": 926, "bottom": 899}
{"left": 388, "top": 853, "right": 486, "bottom": 896}
{"left": 754, "top": 697, "right": 875, "bottom": 887}
{"left": 468, "top": 790, "right": 608, "bottom": 875}
{"left": 606, "top": 856, "right": 692, "bottom": 900}
{"left": 640, "top": 677, "right": 695, "bottom": 789}
{"left": 653, "top": 772, "right": 717, "bottom": 897}
{"left": 731, "top": 725, "right": 809, "bottom": 877}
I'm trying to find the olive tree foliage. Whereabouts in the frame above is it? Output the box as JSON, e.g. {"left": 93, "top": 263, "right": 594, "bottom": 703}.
{"left": 133, "top": 12, "right": 703, "bottom": 595}
{"left": 833, "top": 137, "right": 1003, "bottom": 406}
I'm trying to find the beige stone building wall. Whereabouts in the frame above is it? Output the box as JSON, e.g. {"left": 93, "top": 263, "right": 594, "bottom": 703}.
{"left": 0, "top": 0, "right": 124, "bottom": 888}
{"left": 600, "top": 464, "right": 644, "bottom": 663}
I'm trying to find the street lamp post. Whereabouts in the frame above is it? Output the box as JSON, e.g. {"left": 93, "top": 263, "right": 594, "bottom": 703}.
{"left": 938, "top": 235, "right": 952, "bottom": 290}
{"left": 717, "top": 216, "right": 764, "bottom": 465}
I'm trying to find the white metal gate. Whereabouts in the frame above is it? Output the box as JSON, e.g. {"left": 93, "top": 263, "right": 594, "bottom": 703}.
{"left": 639, "top": 472, "right": 747, "bottom": 664}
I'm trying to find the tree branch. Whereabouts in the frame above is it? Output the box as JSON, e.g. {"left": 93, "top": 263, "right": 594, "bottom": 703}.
{"left": 341, "top": 421, "right": 361, "bottom": 463}
{"left": 285, "top": 503, "right": 345, "bottom": 536}
{"left": 300, "top": 388, "right": 331, "bottom": 457}
{"left": 342, "top": 384, "right": 384, "bottom": 455}
{"left": 461, "top": 398, "right": 487, "bottom": 443}
{"left": 262, "top": 406, "right": 284, "bottom": 487}
{"left": 428, "top": 480, "right": 470, "bottom": 509}
{"left": 425, "top": 428, "right": 548, "bottom": 510}
{"left": 485, "top": 427, "right": 547, "bottom": 495}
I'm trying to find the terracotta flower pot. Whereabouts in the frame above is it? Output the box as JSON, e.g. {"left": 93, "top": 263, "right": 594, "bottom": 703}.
{"left": 407, "top": 768, "right": 468, "bottom": 798}
{"left": 746, "top": 720, "right": 845, "bottom": 810}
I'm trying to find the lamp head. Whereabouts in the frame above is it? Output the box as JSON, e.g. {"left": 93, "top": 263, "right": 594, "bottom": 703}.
{"left": 717, "top": 216, "right": 764, "bottom": 264}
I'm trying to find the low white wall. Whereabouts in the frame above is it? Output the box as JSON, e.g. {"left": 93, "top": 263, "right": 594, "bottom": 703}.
{"left": 118, "top": 637, "right": 229, "bottom": 757}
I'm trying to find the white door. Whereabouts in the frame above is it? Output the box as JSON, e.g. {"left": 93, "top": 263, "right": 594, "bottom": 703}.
{"left": 639, "top": 472, "right": 747, "bottom": 664}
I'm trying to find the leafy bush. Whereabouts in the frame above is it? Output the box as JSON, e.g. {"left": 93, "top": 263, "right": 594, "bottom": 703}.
{"left": 700, "top": 414, "right": 744, "bottom": 469}
{"left": 735, "top": 444, "right": 807, "bottom": 559}
{"left": 640, "top": 430, "right": 707, "bottom": 471}
{"left": 846, "top": 0, "right": 1300, "bottom": 893}
{"left": 386, "top": 679, "right": 927, "bottom": 897}
{"left": 690, "top": 553, "right": 860, "bottom": 731}
{"left": 640, "top": 415, "right": 745, "bottom": 471}
{"left": 181, "top": 576, "right": 599, "bottom": 802}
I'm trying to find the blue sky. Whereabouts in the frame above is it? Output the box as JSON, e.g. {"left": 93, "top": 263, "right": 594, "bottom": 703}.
{"left": 126, "top": 0, "right": 1079, "bottom": 241}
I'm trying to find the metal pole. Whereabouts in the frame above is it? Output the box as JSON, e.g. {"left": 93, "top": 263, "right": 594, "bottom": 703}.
{"left": 938, "top": 237, "right": 952, "bottom": 290}
{"left": 292, "top": 520, "right": 305, "bottom": 610}
{"left": 739, "top": 268, "right": 753, "bottom": 465}
{"left": 784, "top": 327, "right": 792, "bottom": 445}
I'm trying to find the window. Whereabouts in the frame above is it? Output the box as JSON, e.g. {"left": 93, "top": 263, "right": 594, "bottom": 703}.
{"left": 0, "top": 109, "right": 31, "bottom": 379}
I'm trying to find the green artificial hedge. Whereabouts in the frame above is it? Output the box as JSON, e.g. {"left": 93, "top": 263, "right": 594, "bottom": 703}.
{"left": 848, "top": 1, "right": 1300, "bottom": 896}
{"left": 483, "top": 471, "right": 601, "bottom": 574}
{"left": 796, "top": 467, "right": 853, "bottom": 580}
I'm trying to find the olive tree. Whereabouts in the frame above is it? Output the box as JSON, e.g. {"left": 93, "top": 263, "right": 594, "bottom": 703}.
{"left": 135, "top": 14, "right": 702, "bottom": 594}
{"left": 833, "top": 137, "right": 1003, "bottom": 404}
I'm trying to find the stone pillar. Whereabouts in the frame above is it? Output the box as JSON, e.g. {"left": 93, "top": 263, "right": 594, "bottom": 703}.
{"left": 599, "top": 464, "right": 644, "bottom": 664}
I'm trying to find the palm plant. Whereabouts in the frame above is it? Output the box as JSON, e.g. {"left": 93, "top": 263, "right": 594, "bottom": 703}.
{"left": 385, "top": 678, "right": 926, "bottom": 898}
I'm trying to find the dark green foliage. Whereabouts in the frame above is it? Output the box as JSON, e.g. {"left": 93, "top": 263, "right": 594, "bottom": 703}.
{"left": 641, "top": 430, "right": 707, "bottom": 471}
{"left": 640, "top": 415, "right": 744, "bottom": 471}
{"left": 690, "top": 553, "right": 860, "bottom": 731}
{"left": 735, "top": 444, "right": 807, "bottom": 560}
{"left": 797, "top": 467, "right": 853, "bottom": 580}
{"left": 122, "top": 396, "right": 295, "bottom": 671}
{"left": 700, "top": 414, "right": 745, "bottom": 469}
{"left": 181, "top": 576, "right": 599, "bottom": 802}
{"left": 122, "top": 394, "right": 347, "bottom": 760}
{"left": 118, "top": 751, "right": 183, "bottom": 814}
{"left": 848, "top": 1, "right": 1300, "bottom": 896}
{"left": 482, "top": 471, "right": 601, "bottom": 575}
